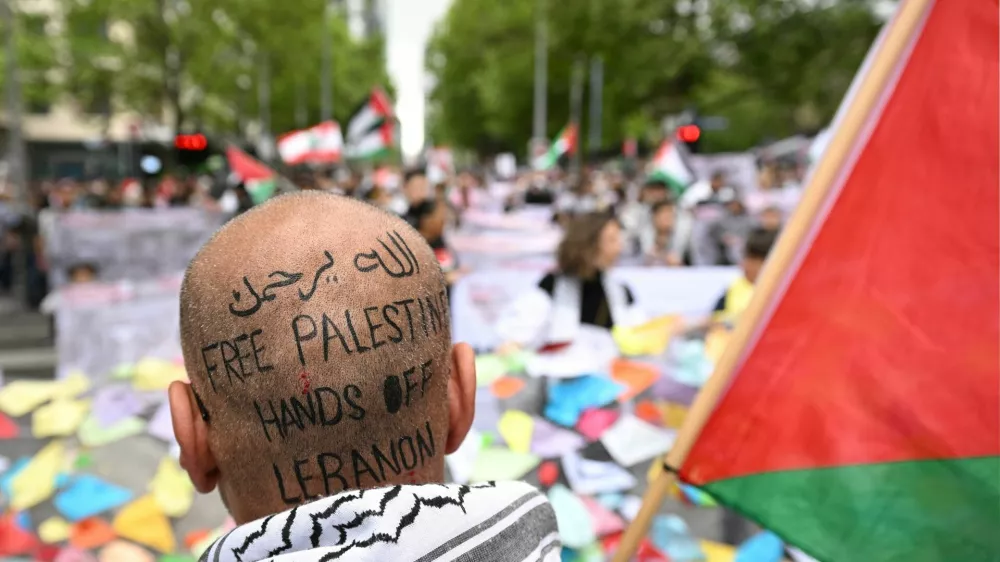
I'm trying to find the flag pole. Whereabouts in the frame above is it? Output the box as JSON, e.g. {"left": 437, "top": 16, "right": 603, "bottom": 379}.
{"left": 611, "top": 1, "right": 933, "bottom": 560}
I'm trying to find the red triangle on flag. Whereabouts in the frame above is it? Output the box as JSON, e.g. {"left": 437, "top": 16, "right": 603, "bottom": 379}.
{"left": 225, "top": 146, "right": 274, "bottom": 183}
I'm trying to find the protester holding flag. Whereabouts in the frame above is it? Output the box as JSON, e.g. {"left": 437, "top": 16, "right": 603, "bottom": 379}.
{"left": 495, "top": 212, "right": 645, "bottom": 351}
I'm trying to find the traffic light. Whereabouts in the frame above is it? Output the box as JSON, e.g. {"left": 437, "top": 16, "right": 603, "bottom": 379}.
{"left": 676, "top": 124, "right": 702, "bottom": 153}
{"left": 174, "top": 133, "right": 211, "bottom": 169}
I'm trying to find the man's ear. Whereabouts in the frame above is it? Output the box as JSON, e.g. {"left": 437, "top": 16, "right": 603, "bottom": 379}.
{"left": 445, "top": 342, "right": 477, "bottom": 455}
{"left": 168, "top": 381, "right": 220, "bottom": 494}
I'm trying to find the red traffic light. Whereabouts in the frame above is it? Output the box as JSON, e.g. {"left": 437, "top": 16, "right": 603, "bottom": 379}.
{"left": 175, "top": 134, "right": 208, "bottom": 151}
{"left": 676, "top": 125, "right": 701, "bottom": 143}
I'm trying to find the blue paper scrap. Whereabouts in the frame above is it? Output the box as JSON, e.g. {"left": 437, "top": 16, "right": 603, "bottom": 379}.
{"left": 544, "top": 376, "right": 626, "bottom": 427}
{"left": 736, "top": 531, "right": 785, "bottom": 562}
{"left": 53, "top": 474, "right": 135, "bottom": 521}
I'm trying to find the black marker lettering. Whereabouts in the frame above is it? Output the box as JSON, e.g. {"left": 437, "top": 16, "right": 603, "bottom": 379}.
{"left": 417, "top": 297, "right": 429, "bottom": 336}
{"left": 398, "top": 436, "right": 418, "bottom": 470}
{"left": 315, "top": 387, "right": 343, "bottom": 425}
{"left": 280, "top": 398, "right": 304, "bottom": 434}
{"left": 200, "top": 343, "right": 219, "bottom": 392}
{"left": 232, "top": 333, "right": 253, "bottom": 378}
{"left": 420, "top": 360, "right": 433, "bottom": 396}
{"left": 371, "top": 442, "right": 401, "bottom": 482}
{"left": 299, "top": 251, "right": 334, "bottom": 302}
{"left": 344, "top": 384, "right": 366, "bottom": 420}
{"left": 293, "top": 459, "right": 318, "bottom": 501}
{"left": 230, "top": 277, "right": 264, "bottom": 317}
{"left": 318, "top": 453, "right": 347, "bottom": 494}
{"left": 351, "top": 449, "right": 380, "bottom": 487}
{"left": 321, "top": 313, "right": 352, "bottom": 359}
{"left": 416, "top": 421, "right": 436, "bottom": 464}
{"left": 274, "top": 463, "right": 301, "bottom": 504}
{"left": 344, "top": 310, "right": 370, "bottom": 353}
{"left": 364, "top": 306, "right": 386, "bottom": 350}
{"left": 382, "top": 304, "right": 404, "bottom": 343}
{"left": 290, "top": 393, "right": 317, "bottom": 426}
{"left": 425, "top": 296, "right": 441, "bottom": 334}
{"left": 402, "top": 367, "right": 419, "bottom": 406}
{"left": 383, "top": 375, "right": 403, "bottom": 414}
{"left": 395, "top": 299, "right": 416, "bottom": 340}
{"left": 219, "top": 341, "right": 244, "bottom": 384}
{"left": 254, "top": 399, "right": 283, "bottom": 442}
{"left": 250, "top": 329, "right": 273, "bottom": 372}
{"left": 292, "top": 315, "right": 317, "bottom": 367}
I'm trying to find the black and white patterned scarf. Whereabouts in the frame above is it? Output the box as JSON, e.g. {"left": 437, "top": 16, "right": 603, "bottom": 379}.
{"left": 200, "top": 481, "right": 562, "bottom": 562}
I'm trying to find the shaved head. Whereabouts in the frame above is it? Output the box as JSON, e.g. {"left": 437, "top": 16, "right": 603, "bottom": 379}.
{"left": 172, "top": 192, "right": 476, "bottom": 523}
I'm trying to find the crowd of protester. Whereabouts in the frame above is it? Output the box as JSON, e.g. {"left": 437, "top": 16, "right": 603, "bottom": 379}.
{"left": 0, "top": 156, "right": 805, "bottom": 311}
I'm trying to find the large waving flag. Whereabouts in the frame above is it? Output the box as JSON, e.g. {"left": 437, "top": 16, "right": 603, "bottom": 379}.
{"left": 277, "top": 121, "right": 343, "bottom": 165}
{"left": 665, "top": 1, "right": 999, "bottom": 561}
{"left": 532, "top": 124, "right": 578, "bottom": 171}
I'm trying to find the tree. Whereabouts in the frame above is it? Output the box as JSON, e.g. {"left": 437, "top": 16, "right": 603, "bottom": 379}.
{"left": 426, "top": 0, "right": 883, "bottom": 156}
{"left": 58, "top": 0, "right": 392, "bottom": 138}
{"left": 0, "top": 9, "right": 59, "bottom": 113}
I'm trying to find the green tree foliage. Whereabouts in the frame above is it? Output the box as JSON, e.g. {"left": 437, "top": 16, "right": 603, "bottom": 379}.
{"left": 58, "top": 0, "right": 392, "bottom": 136}
{"left": 427, "top": 0, "right": 882, "bottom": 155}
{"left": 0, "top": 10, "right": 59, "bottom": 113}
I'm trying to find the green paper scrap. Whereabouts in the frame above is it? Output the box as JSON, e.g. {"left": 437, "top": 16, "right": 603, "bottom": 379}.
{"left": 470, "top": 447, "right": 540, "bottom": 482}
{"left": 73, "top": 452, "right": 93, "bottom": 470}
{"left": 160, "top": 555, "right": 197, "bottom": 562}
{"left": 474, "top": 355, "right": 508, "bottom": 387}
{"left": 112, "top": 363, "right": 136, "bottom": 380}
{"left": 78, "top": 415, "right": 146, "bottom": 447}
{"left": 481, "top": 433, "right": 496, "bottom": 448}
{"left": 501, "top": 351, "right": 532, "bottom": 375}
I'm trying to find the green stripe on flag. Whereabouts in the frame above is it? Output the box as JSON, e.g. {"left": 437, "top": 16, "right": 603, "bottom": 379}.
{"left": 698, "top": 456, "right": 1000, "bottom": 562}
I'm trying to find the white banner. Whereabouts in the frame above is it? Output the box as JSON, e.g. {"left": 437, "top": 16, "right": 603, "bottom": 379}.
{"left": 55, "top": 276, "right": 183, "bottom": 384}
{"left": 689, "top": 153, "right": 759, "bottom": 195}
{"left": 42, "top": 208, "right": 227, "bottom": 288}
{"left": 450, "top": 266, "right": 740, "bottom": 350}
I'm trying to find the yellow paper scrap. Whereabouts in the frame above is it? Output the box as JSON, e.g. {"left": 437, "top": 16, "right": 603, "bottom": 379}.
{"left": 612, "top": 315, "right": 679, "bottom": 357}
{"left": 78, "top": 415, "right": 146, "bottom": 447}
{"left": 661, "top": 402, "right": 690, "bottom": 430}
{"left": 54, "top": 372, "right": 92, "bottom": 399}
{"left": 0, "top": 372, "right": 90, "bottom": 417}
{"left": 150, "top": 457, "right": 195, "bottom": 518}
{"left": 132, "top": 358, "right": 187, "bottom": 391}
{"left": 497, "top": 410, "right": 534, "bottom": 454}
{"left": 704, "top": 326, "right": 732, "bottom": 365}
{"left": 112, "top": 495, "right": 176, "bottom": 553}
{"left": 39, "top": 516, "right": 72, "bottom": 544}
{"left": 32, "top": 398, "right": 91, "bottom": 438}
{"left": 10, "top": 440, "right": 65, "bottom": 510}
{"left": 99, "top": 539, "right": 155, "bottom": 562}
{"left": 701, "top": 540, "right": 737, "bottom": 562}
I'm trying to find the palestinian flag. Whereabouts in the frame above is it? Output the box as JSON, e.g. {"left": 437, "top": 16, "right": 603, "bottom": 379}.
{"left": 532, "top": 124, "right": 577, "bottom": 171}
{"left": 345, "top": 88, "right": 395, "bottom": 159}
{"left": 277, "top": 121, "right": 343, "bottom": 165}
{"left": 345, "top": 120, "right": 396, "bottom": 160}
{"left": 225, "top": 146, "right": 277, "bottom": 205}
{"left": 648, "top": 140, "right": 695, "bottom": 195}
{"left": 677, "top": 2, "right": 999, "bottom": 561}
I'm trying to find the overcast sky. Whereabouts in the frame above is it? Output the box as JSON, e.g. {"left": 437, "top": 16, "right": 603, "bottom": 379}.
{"left": 384, "top": 0, "right": 453, "bottom": 159}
